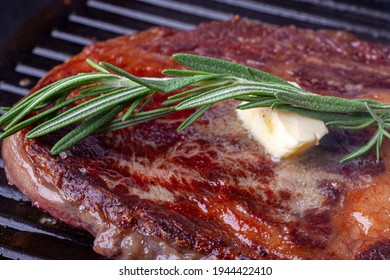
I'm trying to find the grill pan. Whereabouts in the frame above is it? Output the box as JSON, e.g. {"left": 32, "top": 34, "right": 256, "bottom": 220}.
{"left": 0, "top": 0, "right": 390, "bottom": 260}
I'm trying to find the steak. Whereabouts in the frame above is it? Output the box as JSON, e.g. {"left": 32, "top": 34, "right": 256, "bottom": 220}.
{"left": 2, "top": 18, "right": 390, "bottom": 259}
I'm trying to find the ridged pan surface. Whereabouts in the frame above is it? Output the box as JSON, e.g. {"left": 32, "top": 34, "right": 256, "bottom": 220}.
{"left": 0, "top": 0, "right": 389, "bottom": 260}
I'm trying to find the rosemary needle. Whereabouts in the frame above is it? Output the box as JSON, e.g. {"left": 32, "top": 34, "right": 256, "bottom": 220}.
{"left": 0, "top": 53, "right": 388, "bottom": 161}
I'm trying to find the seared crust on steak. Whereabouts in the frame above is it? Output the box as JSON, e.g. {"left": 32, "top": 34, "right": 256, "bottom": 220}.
{"left": 3, "top": 19, "right": 390, "bottom": 259}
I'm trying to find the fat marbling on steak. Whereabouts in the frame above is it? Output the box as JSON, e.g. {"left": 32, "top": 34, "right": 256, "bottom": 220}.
{"left": 2, "top": 19, "right": 390, "bottom": 259}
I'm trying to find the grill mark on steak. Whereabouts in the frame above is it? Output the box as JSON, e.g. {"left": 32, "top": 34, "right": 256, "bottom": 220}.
{"left": 355, "top": 240, "right": 390, "bottom": 260}
{"left": 2, "top": 19, "right": 390, "bottom": 259}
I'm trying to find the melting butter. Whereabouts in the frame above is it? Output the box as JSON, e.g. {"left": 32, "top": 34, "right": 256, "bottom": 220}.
{"left": 236, "top": 82, "right": 328, "bottom": 158}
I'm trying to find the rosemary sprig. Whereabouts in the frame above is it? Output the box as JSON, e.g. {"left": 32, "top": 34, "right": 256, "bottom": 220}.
{"left": 0, "top": 53, "right": 389, "bottom": 162}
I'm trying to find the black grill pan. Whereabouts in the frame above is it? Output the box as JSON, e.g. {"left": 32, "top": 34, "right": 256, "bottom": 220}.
{"left": 0, "top": 0, "right": 389, "bottom": 260}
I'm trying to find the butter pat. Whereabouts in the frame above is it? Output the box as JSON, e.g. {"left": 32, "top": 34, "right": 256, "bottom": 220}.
{"left": 236, "top": 106, "right": 328, "bottom": 158}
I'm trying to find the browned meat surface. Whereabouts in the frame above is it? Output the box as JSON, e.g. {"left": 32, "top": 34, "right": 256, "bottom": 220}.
{"left": 2, "top": 19, "right": 390, "bottom": 259}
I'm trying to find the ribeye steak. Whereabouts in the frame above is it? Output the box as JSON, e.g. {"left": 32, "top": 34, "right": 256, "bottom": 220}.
{"left": 2, "top": 19, "right": 390, "bottom": 259}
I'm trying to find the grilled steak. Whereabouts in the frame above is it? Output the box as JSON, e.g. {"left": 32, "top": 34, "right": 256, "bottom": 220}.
{"left": 2, "top": 18, "right": 390, "bottom": 259}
